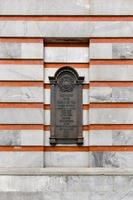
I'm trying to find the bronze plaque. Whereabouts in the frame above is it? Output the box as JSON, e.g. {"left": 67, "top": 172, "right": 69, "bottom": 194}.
{"left": 49, "top": 67, "right": 84, "bottom": 145}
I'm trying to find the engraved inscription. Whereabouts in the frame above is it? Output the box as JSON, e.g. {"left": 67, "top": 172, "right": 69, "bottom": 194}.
{"left": 49, "top": 67, "right": 84, "bottom": 145}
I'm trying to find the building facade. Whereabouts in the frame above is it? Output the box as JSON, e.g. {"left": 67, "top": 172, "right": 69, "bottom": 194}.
{"left": 0, "top": 0, "right": 133, "bottom": 199}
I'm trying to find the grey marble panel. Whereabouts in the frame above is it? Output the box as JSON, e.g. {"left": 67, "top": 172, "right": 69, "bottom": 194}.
{"left": 0, "top": 21, "right": 133, "bottom": 37}
{"left": 90, "top": 87, "right": 112, "bottom": 102}
{"left": 89, "top": 130, "right": 133, "bottom": 146}
{"left": 0, "top": 192, "right": 43, "bottom": 200}
{"left": 0, "top": 87, "right": 43, "bottom": 102}
{"left": 0, "top": 0, "right": 90, "bottom": 15}
{"left": 112, "top": 43, "right": 133, "bottom": 59}
{"left": 0, "top": 65, "right": 43, "bottom": 81}
{"left": 90, "top": 43, "right": 133, "bottom": 59}
{"left": 0, "top": 130, "right": 43, "bottom": 146}
{"left": 0, "top": 175, "right": 114, "bottom": 194}
{"left": 90, "top": 43, "right": 112, "bottom": 59}
{"left": 0, "top": 43, "right": 20, "bottom": 58}
{"left": 90, "top": 108, "right": 133, "bottom": 124}
{"left": 112, "top": 88, "right": 133, "bottom": 102}
{"left": 0, "top": 176, "right": 133, "bottom": 200}
{"left": 1, "top": 0, "right": 133, "bottom": 16}
{"left": 90, "top": 0, "right": 133, "bottom": 15}
{"left": 0, "top": 108, "right": 43, "bottom": 124}
{"left": 44, "top": 47, "right": 89, "bottom": 63}
{"left": 90, "top": 65, "right": 133, "bottom": 81}
{"left": 0, "top": 152, "right": 43, "bottom": 167}
{"left": 44, "top": 152, "right": 89, "bottom": 167}
{"left": 90, "top": 87, "right": 133, "bottom": 102}
{"left": 0, "top": 43, "right": 43, "bottom": 59}
{"left": 0, "top": 0, "right": 45, "bottom": 15}
{"left": 90, "top": 152, "right": 133, "bottom": 168}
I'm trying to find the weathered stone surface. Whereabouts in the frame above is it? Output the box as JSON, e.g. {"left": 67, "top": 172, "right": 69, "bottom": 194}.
{"left": 0, "top": 174, "right": 132, "bottom": 200}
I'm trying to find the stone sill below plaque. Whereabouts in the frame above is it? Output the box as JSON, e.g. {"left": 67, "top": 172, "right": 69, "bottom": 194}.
{"left": 0, "top": 168, "right": 133, "bottom": 176}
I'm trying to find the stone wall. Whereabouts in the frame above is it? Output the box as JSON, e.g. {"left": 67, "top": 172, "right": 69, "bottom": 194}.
{"left": 0, "top": 168, "right": 132, "bottom": 200}
{"left": 0, "top": 0, "right": 133, "bottom": 169}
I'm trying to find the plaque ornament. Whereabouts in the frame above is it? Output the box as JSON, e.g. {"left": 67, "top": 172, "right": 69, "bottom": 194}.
{"left": 58, "top": 73, "right": 75, "bottom": 92}
{"left": 49, "top": 67, "right": 84, "bottom": 145}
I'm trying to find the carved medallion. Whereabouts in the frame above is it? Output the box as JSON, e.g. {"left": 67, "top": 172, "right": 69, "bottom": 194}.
{"left": 58, "top": 73, "right": 75, "bottom": 92}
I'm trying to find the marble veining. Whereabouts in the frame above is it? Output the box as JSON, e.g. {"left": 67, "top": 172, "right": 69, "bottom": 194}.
{"left": 0, "top": 43, "right": 20, "bottom": 58}
{"left": 0, "top": 65, "right": 43, "bottom": 81}
{"left": 0, "top": 131, "right": 21, "bottom": 146}
{"left": 90, "top": 152, "right": 133, "bottom": 168}
{"left": 90, "top": 152, "right": 122, "bottom": 168}
{"left": 0, "top": 87, "right": 43, "bottom": 102}
{"left": 113, "top": 43, "right": 133, "bottom": 59}
{"left": 90, "top": 130, "right": 133, "bottom": 146}
{"left": 0, "top": 130, "right": 43, "bottom": 146}
{"left": 90, "top": 87, "right": 133, "bottom": 102}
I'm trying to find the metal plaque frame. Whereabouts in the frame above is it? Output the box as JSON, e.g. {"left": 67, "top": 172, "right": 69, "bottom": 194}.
{"left": 49, "top": 66, "right": 84, "bottom": 146}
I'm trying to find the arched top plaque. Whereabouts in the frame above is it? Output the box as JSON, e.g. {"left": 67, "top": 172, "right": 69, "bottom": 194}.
{"left": 49, "top": 67, "right": 84, "bottom": 146}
